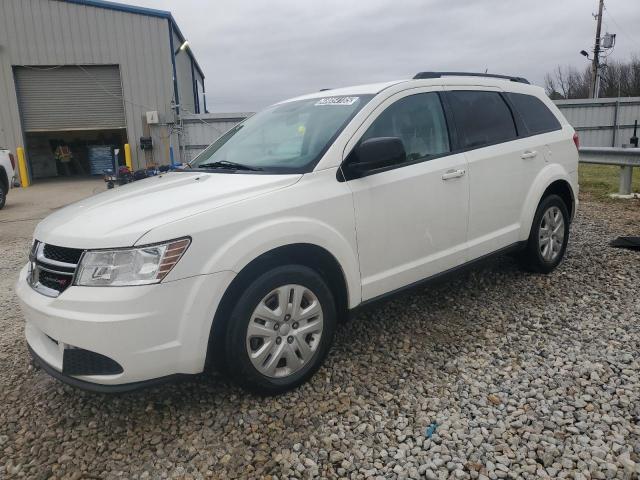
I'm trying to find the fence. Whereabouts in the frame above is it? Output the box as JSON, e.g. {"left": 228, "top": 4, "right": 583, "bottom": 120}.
{"left": 554, "top": 98, "right": 640, "bottom": 196}
{"left": 554, "top": 97, "right": 640, "bottom": 148}
{"left": 179, "top": 112, "right": 250, "bottom": 163}
{"left": 176, "top": 100, "right": 640, "bottom": 195}
{"left": 179, "top": 98, "right": 640, "bottom": 159}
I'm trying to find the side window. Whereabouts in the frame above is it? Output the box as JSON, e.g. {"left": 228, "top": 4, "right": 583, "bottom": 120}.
{"left": 506, "top": 92, "right": 561, "bottom": 135}
{"left": 360, "top": 92, "right": 450, "bottom": 162}
{"left": 447, "top": 91, "right": 517, "bottom": 149}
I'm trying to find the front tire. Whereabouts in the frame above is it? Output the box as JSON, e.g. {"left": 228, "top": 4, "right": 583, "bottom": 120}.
{"left": 0, "top": 182, "right": 6, "bottom": 209}
{"left": 519, "top": 194, "right": 570, "bottom": 273}
{"left": 224, "top": 265, "right": 336, "bottom": 395}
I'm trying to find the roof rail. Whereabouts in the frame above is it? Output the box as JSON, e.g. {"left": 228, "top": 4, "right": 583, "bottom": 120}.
{"left": 413, "top": 72, "right": 530, "bottom": 84}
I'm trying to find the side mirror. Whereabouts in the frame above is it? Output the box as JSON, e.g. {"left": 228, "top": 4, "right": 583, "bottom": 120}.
{"left": 348, "top": 137, "right": 406, "bottom": 174}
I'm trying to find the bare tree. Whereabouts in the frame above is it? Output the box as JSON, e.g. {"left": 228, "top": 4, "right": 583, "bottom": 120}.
{"left": 545, "top": 54, "right": 640, "bottom": 99}
{"left": 600, "top": 55, "right": 640, "bottom": 97}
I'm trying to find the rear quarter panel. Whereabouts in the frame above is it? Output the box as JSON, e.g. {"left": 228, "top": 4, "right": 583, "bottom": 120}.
{"left": 518, "top": 126, "right": 579, "bottom": 239}
{"left": 498, "top": 84, "right": 579, "bottom": 237}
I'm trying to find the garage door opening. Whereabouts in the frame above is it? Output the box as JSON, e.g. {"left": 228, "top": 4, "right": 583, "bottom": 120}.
{"left": 13, "top": 65, "right": 128, "bottom": 181}
{"left": 24, "top": 129, "right": 127, "bottom": 179}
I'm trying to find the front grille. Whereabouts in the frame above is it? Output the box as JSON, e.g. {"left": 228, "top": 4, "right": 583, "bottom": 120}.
{"left": 43, "top": 244, "right": 84, "bottom": 264}
{"left": 63, "top": 348, "right": 123, "bottom": 376}
{"left": 38, "top": 269, "right": 74, "bottom": 292}
{"left": 30, "top": 241, "right": 83, "bottom": 297}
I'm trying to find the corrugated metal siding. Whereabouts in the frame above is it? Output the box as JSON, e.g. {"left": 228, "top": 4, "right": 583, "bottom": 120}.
{"left": 196, "top": 78, "right": 206, "bottom": 113}
{"left": 14, "top": 65, "right": 126, "bottom": 131}
{"left": 0, "top": 0, "right": 176, "bottom": 167}
{"left": 555, "top": 97, "right": 640, "bottom": 147}
{"left": 173, "top": 29, "right": 196, "bottom": 116}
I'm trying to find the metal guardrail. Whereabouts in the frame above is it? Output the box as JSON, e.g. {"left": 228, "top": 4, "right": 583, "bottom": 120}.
{"left": 579, "top": 147, "right": 640, "bottom": 196}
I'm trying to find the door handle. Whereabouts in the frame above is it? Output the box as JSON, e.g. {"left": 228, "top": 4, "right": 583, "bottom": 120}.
{"left": 441, "top": 169, "right": 466, "bottom": 180}
{"left": 521, "top": 150, "right": 537, "bottom": 159}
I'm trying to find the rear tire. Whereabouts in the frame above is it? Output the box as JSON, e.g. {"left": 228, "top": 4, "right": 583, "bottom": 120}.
{"left": 519, "top": 194, "right": 570, "bottom": 273}
{"left": 223, "top": 265, "right": 336, "bottom": 395}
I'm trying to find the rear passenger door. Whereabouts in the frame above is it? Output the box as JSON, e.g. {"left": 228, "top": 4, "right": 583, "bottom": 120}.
{"left": 444, "top": 88, "right": 537, "bottom": 259}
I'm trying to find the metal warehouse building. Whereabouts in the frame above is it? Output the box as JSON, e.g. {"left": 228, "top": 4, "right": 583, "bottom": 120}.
{"left": 0, "top": 0, "right": 206, "bottom": 182}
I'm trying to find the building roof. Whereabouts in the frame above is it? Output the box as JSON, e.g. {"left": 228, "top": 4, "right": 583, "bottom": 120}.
{"left": 60, "top": 0, "right": 205, "bottom": 78}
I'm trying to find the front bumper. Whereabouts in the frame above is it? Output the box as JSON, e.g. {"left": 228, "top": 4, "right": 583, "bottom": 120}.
{"left": 27, "top": 343, "right": 189, "bottom": 393}
{"left": 16, "top": 264, "right": 235, "bottom": 389}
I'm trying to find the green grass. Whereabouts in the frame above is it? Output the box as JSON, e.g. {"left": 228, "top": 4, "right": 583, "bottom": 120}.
{"left": 579, "top": 164, "right": 640, "bottom": 200}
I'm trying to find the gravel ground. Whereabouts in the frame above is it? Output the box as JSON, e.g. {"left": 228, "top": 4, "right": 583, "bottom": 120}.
{"left": 1, "top": 188, "right": 639, "bottom": 480}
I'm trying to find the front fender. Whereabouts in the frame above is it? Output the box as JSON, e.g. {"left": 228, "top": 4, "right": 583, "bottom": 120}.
{"left": 204, "top": 217, "right": 362, "bottom": 308}
{"left": 519, "top": 164, "right": 575, "bottom": 240}
{"left": 136, "top": 169, "right": 360, "bottom": 307}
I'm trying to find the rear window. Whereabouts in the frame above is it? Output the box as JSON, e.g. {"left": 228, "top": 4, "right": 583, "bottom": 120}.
{"left": 506, "top": 93, "right": 562, "bottom": 135}
{"left": 447, "top": 91, "right": 517, "bottom": 149}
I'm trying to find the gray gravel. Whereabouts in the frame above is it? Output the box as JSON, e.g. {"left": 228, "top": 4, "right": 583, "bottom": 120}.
{"left": 1, "top": 192, "right": 639, "bottom": 480}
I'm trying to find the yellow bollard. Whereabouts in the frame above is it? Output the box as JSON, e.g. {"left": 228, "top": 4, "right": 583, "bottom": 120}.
{"left": 16, "top": 147, "right": 29, "bottom": 188}
{"left": 124, "top": 143, "right": 132, "bottom": 171}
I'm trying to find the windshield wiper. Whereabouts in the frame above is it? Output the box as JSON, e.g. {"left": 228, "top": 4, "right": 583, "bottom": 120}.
{"left": 196, "top": 160, "right": 262, "bottom": 171}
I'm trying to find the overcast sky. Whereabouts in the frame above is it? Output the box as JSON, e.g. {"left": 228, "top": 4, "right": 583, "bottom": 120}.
{"left": 133, "top": 0, "right": 640, "bottom": 112}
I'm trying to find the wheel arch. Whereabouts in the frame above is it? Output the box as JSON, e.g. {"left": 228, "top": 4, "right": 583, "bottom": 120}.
{"left": 205, "top": 243, "right": 351, "bottom": 369}
{"left": 542, "top": 179, "right": 575, "bottom": 219}
{"left": 519, "top": 166, "right": 576, "bottom": 240}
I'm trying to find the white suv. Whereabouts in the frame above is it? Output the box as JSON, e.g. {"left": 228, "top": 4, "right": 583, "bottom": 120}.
{"left": 17, "top": 72, "right": 579, "bottom": 394}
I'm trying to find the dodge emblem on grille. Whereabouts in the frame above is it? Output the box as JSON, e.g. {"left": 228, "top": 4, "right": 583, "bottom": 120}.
{"left": 52, "top": 277, "right": 69, "bottom": 287}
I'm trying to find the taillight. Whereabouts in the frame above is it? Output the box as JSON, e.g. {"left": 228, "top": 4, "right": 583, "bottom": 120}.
{"left": 572, "top": 132, "right": 580, "bottom": 150}
{"left": 8, "top": 153, "right": 15, "bottom": 170}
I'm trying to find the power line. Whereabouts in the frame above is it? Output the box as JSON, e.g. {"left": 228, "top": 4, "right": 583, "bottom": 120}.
{"left": 18, "top": 64, "right": 224, "bottom": 127}
{"left": 17, "top": 63, "right": 169, "bottom": 119}
{"left": 76, "top": 65, "right": 230, "bottom": 128}
{"left": 76, "top": 65, "right": 159, "bottom": 112}
{"left": 16, "top": 65, "right": 65, "bottom": 71}
{"left": 604, "top": 5, "right": 640, "bottom": 51}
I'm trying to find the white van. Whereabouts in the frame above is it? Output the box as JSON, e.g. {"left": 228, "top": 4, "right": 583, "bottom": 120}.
{"left": 17, "top": 72, "right": 579, "bottom": 394}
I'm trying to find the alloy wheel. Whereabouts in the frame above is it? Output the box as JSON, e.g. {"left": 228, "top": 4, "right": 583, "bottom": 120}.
{"left": 539, "top": 205, "right": 565, "bottom": 262}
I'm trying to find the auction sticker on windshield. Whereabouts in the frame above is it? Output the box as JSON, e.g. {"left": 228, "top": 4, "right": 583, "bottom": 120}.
{"left": 315, "top": 97, "right": 359, "bottom": 106}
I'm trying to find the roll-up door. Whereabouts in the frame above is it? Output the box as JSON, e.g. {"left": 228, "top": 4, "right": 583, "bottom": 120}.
{"left": 14, "top": 65, "right": 126, "bottom": 132}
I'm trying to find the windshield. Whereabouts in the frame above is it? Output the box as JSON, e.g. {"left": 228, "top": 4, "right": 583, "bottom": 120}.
{"left": 189, "top": 95, "right": 372, "bottom": 173}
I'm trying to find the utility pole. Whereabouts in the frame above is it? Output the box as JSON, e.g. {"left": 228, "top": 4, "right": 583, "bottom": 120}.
{"left": 590, "top": 0, "right": 605, "bottom": 98}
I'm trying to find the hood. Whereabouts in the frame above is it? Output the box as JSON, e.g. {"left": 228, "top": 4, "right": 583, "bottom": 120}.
{"left": 34, "top": 171, "right": 301, "bottom": 249}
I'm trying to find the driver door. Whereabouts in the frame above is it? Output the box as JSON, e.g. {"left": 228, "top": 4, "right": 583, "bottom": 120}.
{"left": 342, "top": 89, "right": 469, "bottom": 301}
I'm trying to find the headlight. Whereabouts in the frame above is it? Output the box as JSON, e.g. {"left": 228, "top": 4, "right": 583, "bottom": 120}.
{"left": 75, "top": 238, "right": 190, "bottom": 287}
